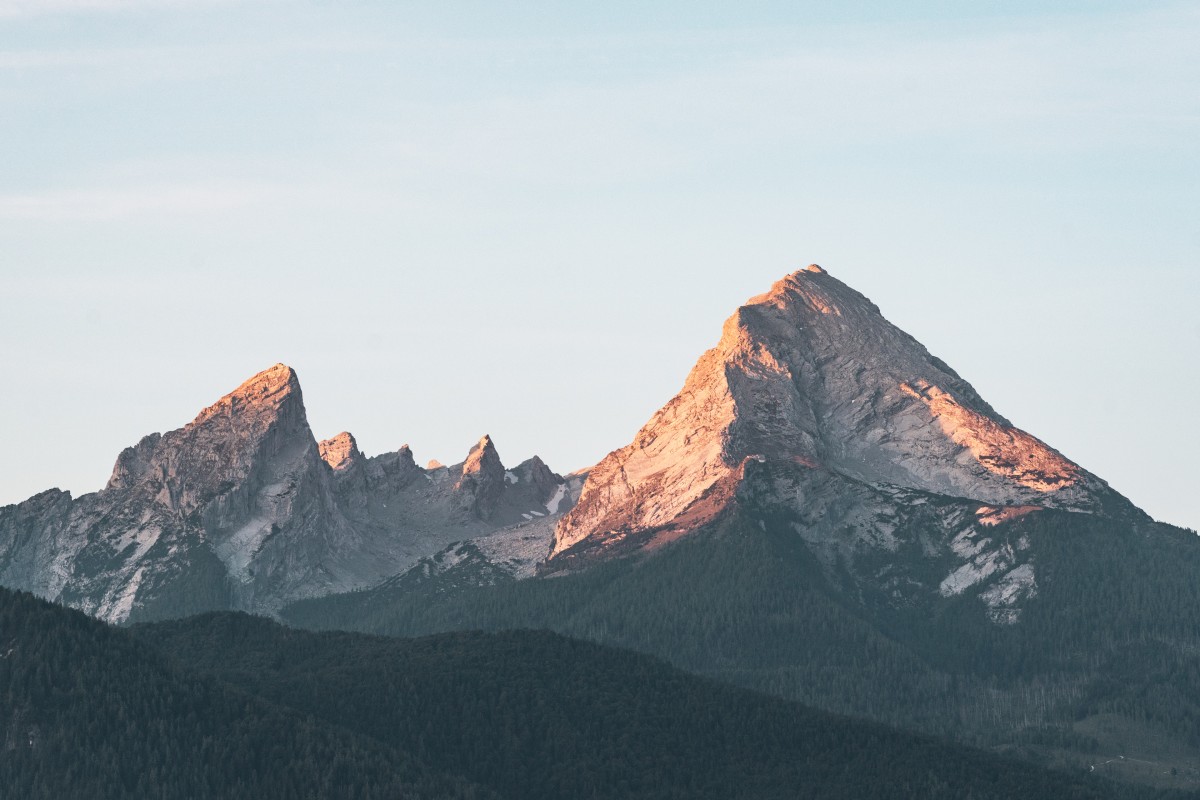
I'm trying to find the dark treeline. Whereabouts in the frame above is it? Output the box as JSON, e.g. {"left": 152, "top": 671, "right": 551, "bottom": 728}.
{"left": 282, "top": 508, "right": 1200, "bottom": 784}
{"left": 0, "top": 587, "right": 490, "bottom": 800}
{"left": 140, "top": 610, "right": 1136, "bottom": 800}
{"left": 0, "top": 583, "right": 1156, "bottom": 800}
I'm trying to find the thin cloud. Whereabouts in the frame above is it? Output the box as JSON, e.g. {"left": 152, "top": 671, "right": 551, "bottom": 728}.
{"left": 0, "top": 0, "right": 245, "bottom": 17}
{"left": 0, "top": 36, "right": 372, "bottom": 73}
{"left": 0, "top": 181, "right": 288, "bottom": 221}
{"left": 367, "top": 4, "right": 1200, "bottom": 186}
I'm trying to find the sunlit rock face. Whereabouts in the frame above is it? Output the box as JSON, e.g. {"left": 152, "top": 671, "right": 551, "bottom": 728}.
{"left": 454, "top": 436, "right": 507, "bottom": 521}
{"left": 0, "top": 365, "right": 575, "bottom": 624}
{"left": 0, "top": 365, "right": 381, "bottom": 623}
{"left": 318, "top": 431, "right": 362, "bottom": 471}
{"left": 552, "top": 267, "right": 1126, "bottom": 563}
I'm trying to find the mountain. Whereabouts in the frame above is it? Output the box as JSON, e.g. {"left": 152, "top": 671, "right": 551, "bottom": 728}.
{"left": 131, "top": 608, "right": 1135, "bottom": 800}
{"left": 0, "top": 582, "right": 1132, "bottom": 799}
{"left": 6, "top": 264, "right": 1199, "bottom": 789}
{"left": 283, "top": 268, "right": 1200, "bottom": 790}
{"left": 289, "top": 502, "right": 1200, "bottom": 779}
{"left": 0, "top": 586, "right": 488, "bottom": 799}
{"left": 533, "top": 266, "right": 1145, "bottom": 629}
{"left": 551, "top": 266, "right": 1129, "bottom": 577}
{"left": 0, "top": 365, "right": 575, "bottom": 623}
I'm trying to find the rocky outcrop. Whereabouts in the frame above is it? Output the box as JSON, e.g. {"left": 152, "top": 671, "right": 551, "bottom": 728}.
{"left": 514, "top": 456, "right": 563, "bottom": 509}
{"left": 318, "top": 432, "right": 362, "bottom": 472}
{"left": 320, "top": 430, "right": 573, "bottom": 568}
{"left": 549, "top": 267, "right": 1132, "bottom": 617}
{"left": 0, "top": 488, "right": 78, "bottom": 601}
{"left": 454, "top": 436, "right": 506, "bottom": 521}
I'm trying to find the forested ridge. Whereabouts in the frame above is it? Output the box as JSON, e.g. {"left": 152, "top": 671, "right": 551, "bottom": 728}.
{"left": 139, "top": 610, "right": 1138, "bottom": 800}
{"left": 0, "top": 583, "right": 1157, "bottom": 799}
{"left": 282, "top": 507, "right": 1200, "bottom": 787}
{"left": 0, "top": 587, "right": 490, "bottom": 799}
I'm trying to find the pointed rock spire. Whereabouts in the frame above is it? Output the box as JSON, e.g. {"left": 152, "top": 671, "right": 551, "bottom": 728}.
{"left": 0, "top": 361, "right": 370, "bottom": 623}
{"left": 245, "top": 362, "right": 299, "bottom": 390}
{"left": 193, "top": 363, "right": 303, "bottom": 426}
{"left": 518, "top": 455, "right": 562, "bottom": 504}
{"left": 140, "top": 363, "right": 316, "bottom": 515}
{"left": 461, "top": 435, "right": 502, "bottom": 476}
{"left": 454, "top": 435, "right": 506, "bottom": 521}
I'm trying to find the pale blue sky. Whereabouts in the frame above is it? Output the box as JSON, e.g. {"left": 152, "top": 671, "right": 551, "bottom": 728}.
{"left": 1, "top": 1, "right": 1197, "bottom": 529}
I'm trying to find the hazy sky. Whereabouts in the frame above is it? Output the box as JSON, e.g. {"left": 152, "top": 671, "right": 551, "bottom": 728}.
{"left": 1, "top": 1, "right": 1197, "bottom": 530}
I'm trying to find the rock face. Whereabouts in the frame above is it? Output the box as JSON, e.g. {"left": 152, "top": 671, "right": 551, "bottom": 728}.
{"left": 549, "top": 267, "right": 1134, "bottom": 619}
{"left": 318, "top": 432, "right": 362, "bottom": 471}
{"left": 0, "top": 365, "right": 571, "bottom": 624}
{"left": 375, "top": 468, "right": 590, "bottom": 595}
{"left": 324, "top": 432, "right": 576, "bottom": 573}
{"left": 0, "top": 365, "right": 386, "bottom": 622}
{"left": 454, "top": 436, "right": 506, "bottom": 521}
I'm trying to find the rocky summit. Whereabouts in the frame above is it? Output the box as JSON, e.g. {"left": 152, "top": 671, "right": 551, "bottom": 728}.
{"left": 0, "top": 364, "right": 574, "bottom": 623}
{"left": 547, "top": 266, "right": 1136, "bottom": 620}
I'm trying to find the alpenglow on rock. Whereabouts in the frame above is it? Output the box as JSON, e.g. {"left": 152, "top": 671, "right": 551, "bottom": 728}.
{"left": 551, "top": 266, "right": 1127, "bottom": 562}
{"left": 0, "top": 364, "right": 572, "bottom": 624}
{"left": 0, "top": 364, "right": 370, "bottom": 622}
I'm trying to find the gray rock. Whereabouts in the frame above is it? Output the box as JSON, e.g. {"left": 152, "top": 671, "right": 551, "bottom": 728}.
{"left": 0, "top": 364, "right": 570, "bottom": 623}
{"left": 453, "top": 435, "right": 506, "bottom": 521}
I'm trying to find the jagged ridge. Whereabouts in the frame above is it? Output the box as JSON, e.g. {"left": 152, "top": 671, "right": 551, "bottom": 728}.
{"left": 0, "top": 365, "right": 572, "bottom": 623}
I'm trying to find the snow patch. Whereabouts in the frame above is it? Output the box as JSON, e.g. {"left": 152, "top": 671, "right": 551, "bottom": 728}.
{"left": 544, "top": 483, "right": 567, "bottom": 514}
{"left": 976, "top": 505, "right": 1042, "bottom": 527}
{"left": 114, "top": 524, "right": 162, "bottom": 562}
{"left": 102, "top": 565, "right": 146, "bottom": 624}
{"left": 505, "top": 470, "right": 519, "bottom": 484}
{"left": 939, "top": 545, "right": 1012, "bottom": 597}
{"left": 216, "top": 516, "right": 273, "bottom": 580}
{"left": 950, "top": 527, "right": 991, "bottom": 560}
{"left": 981, "top": 563, "right": 1037, "bottom": 611}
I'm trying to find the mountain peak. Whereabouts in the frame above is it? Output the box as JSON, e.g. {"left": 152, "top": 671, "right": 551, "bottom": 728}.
{"left": 455, "top": 435, "right": 506, "bottom": 521}
{"left": 234, "top": 362, "right": 299, "bottom": 395}
{"left": 551, "top": 266, "right": 1121, "bottom": 562}
{"left": 192, "top": 363, "right": 302, "bottom": 428}
{"left": 741, "top": 263, "right": 857, "bottom": 321}
{"left": 319, "top": 432, "right": 361, "bottom": 471}
{"left": 461, "top": 435, "right": 502, "bottom": 479}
